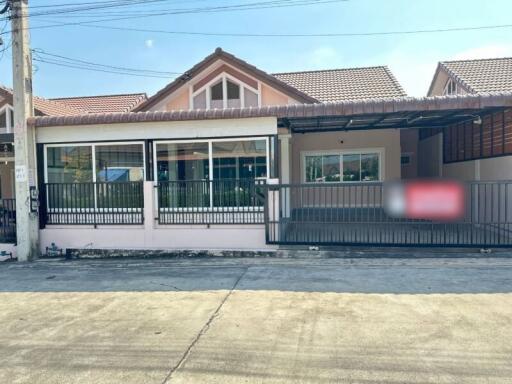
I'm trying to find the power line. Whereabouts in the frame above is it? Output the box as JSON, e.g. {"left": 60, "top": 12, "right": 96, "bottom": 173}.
{"left": 33, "top": 57, "right": 176, "bottom": 78}
{"left": 32, "top": 48, "right": 181, "bottom": 76}
{"left": 3, "top": 0, "right": 334, "bottom": 19}
{"left": 0, "top": 0, "right": 344, "bottom": 29}
{"left": 28, "top": 20, "right": 512, "bottom": 39}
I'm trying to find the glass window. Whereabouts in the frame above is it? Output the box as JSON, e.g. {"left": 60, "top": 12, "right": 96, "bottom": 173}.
{"left": 305, "top": 152, "right": 380, "bottom": 183}
{"left": 323, "top": 155, "right": 341, "bottom": 182}
{"left": 95, "top": 144, "right": 144, "bottom": 182}
{"left": 47, "top": 146, "right": 93, "bottom": 183}
{"left": 244, "top": 88, "right": 258, "bottom": 107}
{"left": 0, "top": 111, "right": 6, "bottom": 130}
{"left": 193, "top": 90, "right": 207, "bottom": 109}
{"left": 227, "top": 80, "right": 240, "bottom": 100}
{"left": 210, "top": 81, "right": 223, "bottom": 108}
{"left": 212, "top": 140, "right": 267, "bottom": 179}
{"left": 156, "top": 142, "right": 209, "bottom": 182}
{"left": 342, "top": 154, "right": 361, "bottom": 182}
{"left": 361, "top": 153, "right": 379, "bottom": 181}
{"left": 305, "top": 156, "right": 322, "bottom": 183}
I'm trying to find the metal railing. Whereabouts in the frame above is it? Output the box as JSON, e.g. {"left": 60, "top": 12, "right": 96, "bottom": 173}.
{"left": 157, "top": 179, "right": 266, "bottom": 224}
{"left": 0, "top": 199, "right": 15, "bottom": 243}
{"left": 44, "top": 182, "right": 144, "bottom": 225}
{"left": 265, "top": 181, "right": 512, "bottom": 247}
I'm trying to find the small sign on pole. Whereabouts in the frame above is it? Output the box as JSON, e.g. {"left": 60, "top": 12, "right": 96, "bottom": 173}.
{"left": 15, "top": 165, "right": 27, "bottom": 182}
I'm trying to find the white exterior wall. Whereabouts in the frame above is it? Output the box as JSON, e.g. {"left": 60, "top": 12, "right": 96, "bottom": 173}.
{"left": 37, "top": 117, "right": 278, "bottom": 143}
{"left": 290, "top": 129, "right": 401, "bottom": 183}
{"left": 36, "top": 118, "right": 277, "bottom": 254}
{"left": 443, "top": 156, "right": 512, "bottom": 182}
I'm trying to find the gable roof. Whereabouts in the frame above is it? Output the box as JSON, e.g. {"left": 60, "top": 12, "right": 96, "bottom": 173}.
{"left": 273, "top": 66, "right": 406, "bottom": 102}
{"left": 0, "top": 85, "right": 146, "bottom": 116}
{"left": 0, "top": 84, "right": 85, "bottom": 116}
{"left": 52, "top": 93, "right": 147, "bottom": 113}
{"left": 428, "top": 57, "right": 512, "bottom": 95}
{"left": 134, "top": 48, "right": 318, "bottom": 111}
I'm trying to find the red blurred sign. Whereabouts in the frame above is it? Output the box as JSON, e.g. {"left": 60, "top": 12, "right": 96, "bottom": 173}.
{"left": 404, "top": 181, "right": 465, "bottom": 220}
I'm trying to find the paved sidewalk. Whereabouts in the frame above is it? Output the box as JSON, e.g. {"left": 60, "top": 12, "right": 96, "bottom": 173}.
{"left": 0, "top": 257, "right": 511, "bottom": 383}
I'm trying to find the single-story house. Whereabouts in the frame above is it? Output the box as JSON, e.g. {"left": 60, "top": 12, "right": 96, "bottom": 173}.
{"left": 2, "top": 48, "right": 512, "bottom": 257}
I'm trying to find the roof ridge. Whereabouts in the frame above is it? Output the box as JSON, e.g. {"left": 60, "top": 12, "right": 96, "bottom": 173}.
{"left": 34, "top": 95, "right": 88, "bottom": 114}
{"left": 441, "top": 56, "right": 512, "bottom": 64}
{"left": 272, "top": 65, "right": 390, "bottom": 76}
{"left": 51, "top": 92, "right": 147, "bottom": 100}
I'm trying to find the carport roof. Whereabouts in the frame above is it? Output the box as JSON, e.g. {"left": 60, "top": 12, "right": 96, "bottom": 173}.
{"left": 29, "top": 92, "right": 512, "bottom": 132}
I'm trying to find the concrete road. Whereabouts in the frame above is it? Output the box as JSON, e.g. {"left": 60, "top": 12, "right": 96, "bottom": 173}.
{"left": 0, "top": 257, "right": 511, "bottom": 383}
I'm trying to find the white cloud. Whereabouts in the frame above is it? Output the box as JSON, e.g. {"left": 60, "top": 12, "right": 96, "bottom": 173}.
{"left": 307, "top": 46, "right": 344, "bottom": 69}
{"left": 449, "top": 43, "right": 512, "bottom": 61}
{"left": 145, "top": 39, "right": 154, "bottom": 49}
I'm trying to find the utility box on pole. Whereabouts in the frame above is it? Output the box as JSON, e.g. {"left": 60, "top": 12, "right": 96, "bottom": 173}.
{"left": 10, "top": 0, "right": 39, "bottom": 261}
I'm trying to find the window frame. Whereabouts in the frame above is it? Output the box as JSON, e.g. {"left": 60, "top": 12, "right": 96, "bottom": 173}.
{"left": 301, "top": 148, "right": 384, "bottom": 183}
{"left": 443, "top": 79, "right": 458, "bottom": 95}
{"left": 43, "top": 141, "right": 146, "bottom": 183}
{"left": 0, "top": 104, "right": 14, "bottom": 133}
{"left": 190, "top": 71, "right": 260, "bottom": 109}
{"left": 153, "top": 136, "right": 270, "bottom": 183}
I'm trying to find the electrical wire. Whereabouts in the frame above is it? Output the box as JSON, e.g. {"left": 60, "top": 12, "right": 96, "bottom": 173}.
{"left": 32, "top": 48, "right": 181, "bottom": 76}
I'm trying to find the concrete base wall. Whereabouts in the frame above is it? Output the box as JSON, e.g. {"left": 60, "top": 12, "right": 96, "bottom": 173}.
{"left": 40, "top": 225, "right": 271, "bottom": 254}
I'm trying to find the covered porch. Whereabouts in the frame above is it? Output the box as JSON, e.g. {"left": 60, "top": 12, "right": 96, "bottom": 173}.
{"left": 272, "top": 93, "right": 512, "bottom": 247}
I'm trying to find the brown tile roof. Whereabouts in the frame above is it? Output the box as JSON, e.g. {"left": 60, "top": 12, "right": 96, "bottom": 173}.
{"left": 0, "top": 85, "right": 147, "bottom": 115}
{"left": 0, "top": 84, "right": 85, "bottom": 116}
{"left": 134, "top": 48, "right": 318, "bottom": 111}
{"left": 52, "top": 93, "right": 147, "bottom": 113}
{"left": 272, "top": 66, "right": 407, "bottom": 102}
{"left": 436, "top": 57, "right": 512, "bottom": 93}
{"left": 29, "top": 92, "right": 512, "bottom": 128}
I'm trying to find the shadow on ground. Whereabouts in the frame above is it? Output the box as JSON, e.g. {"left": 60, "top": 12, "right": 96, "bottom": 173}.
{"left": 0, "top": 256, "right": 511, "bottom": 294}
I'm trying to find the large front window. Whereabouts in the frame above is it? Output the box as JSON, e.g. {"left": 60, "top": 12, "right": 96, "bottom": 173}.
{"left": 44, "top": 142, "right": 145, "bottom": 213}
{"left": 156, "top": 138, "right": 268, "bottom": 209}
{"left": 46, "top": 143, "right": 144, "bottom": 183}
{"left": 304, "top": 151, "right": 380, "bottom": 183}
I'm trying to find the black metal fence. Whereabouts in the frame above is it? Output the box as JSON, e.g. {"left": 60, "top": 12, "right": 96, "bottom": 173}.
{"left": 44, "top": 182, "right": 144, "bottom": 225}
{"left": 0, "top": 199, "right": 16, "bottom": 243}
{"left": 265, "top": 181, "right": 512, "bottom": 247}
{"left": 157, "top": 179, "right": 266, "bottom": 224}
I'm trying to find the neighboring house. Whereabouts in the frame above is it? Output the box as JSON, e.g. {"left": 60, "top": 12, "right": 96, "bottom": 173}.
{"left": 2, "top": 48, "right": 512, "bottom": 256}
{"left": 0, "top": 86, "right": 147, "bottom": 200}
{"left": 413, "top": 57, "right": 512, "bottom": 180}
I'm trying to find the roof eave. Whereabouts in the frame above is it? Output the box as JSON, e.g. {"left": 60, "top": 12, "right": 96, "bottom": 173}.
{"left": 28, "top": 92, "right": 512, "bottom": 128}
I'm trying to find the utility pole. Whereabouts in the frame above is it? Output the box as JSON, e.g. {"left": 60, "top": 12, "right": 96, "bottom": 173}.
{"left": 9, "top": 0, "right": 39, "bottom": 261}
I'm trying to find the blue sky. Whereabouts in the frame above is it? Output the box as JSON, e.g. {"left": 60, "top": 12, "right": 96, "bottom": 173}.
{"left": 1, "top": 0, "right": 511, "bottom": 98}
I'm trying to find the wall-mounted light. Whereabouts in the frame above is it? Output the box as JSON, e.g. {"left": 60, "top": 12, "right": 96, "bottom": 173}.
{"left": 473, "top": 116, "right": 482, "bottom": 125}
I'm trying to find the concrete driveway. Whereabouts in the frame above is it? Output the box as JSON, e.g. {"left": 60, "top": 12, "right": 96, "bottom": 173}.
{"left": 0, "top": 257, "right": 511, "bottom": 383}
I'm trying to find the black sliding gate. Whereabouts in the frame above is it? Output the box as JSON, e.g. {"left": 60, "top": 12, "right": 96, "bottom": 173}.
{"left": 265, "top": 181, "right": 512, "bottom": 248}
